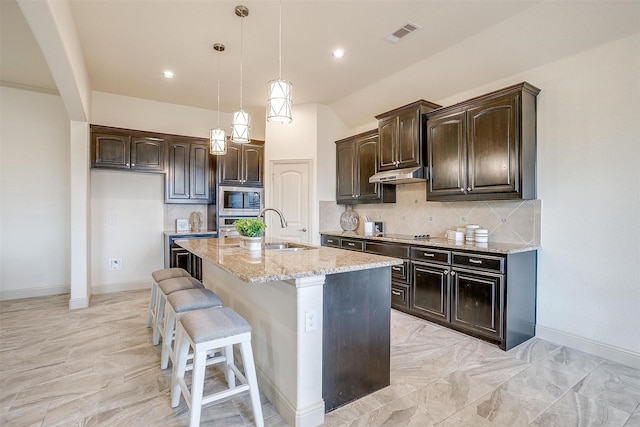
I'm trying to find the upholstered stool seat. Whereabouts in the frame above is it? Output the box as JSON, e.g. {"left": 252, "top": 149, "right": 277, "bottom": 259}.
{"left": 147, "top": 268, "right": 191, "bottom": 328}
{"left": 153, "top": 276, "right": 204, "bottom": 345}
{"left": 171, "top": 307, "right": 263, "bottom": 427}
{"left": 160, "top": 288, "right": 223, "bottom": 369}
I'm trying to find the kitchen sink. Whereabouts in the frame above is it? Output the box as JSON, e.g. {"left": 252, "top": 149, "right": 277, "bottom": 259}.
{"left": 263, "top": 242, "right": 314, "bottom": 251}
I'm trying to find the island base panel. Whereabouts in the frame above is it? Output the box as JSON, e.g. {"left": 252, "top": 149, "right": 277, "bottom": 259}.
{"left": 323, "top": 267, "right": 391, "bottom": 412}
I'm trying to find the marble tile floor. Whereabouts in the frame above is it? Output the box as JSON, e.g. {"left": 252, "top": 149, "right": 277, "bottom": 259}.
{"left": 0, "top": 290, "right": 638, "bottom": 427}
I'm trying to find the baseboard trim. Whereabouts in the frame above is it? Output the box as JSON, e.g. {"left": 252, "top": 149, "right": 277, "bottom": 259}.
{"left": 69, "top": 296, "right": 89, "bottom": 310}
{"left": 256, "top": 366, "right": 325, "bottom": 427}
{"left": 0, "top": 285, "right": 70, "bottom": 301}
{"left": 92, "top": 280, "right": 151, "bottom": 295}
{"left": 536, "top": 325, "right": 640, "bottom": 369}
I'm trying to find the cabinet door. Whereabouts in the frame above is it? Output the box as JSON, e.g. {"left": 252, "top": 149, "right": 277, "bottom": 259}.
{"left": 336, "top": 141, "right": 356, "bottom": 203}
{"left": 426, "top": 110, "right": 466, "bottom": 198}
{"left": 219, "top": 143, "right": 242, "bottom": 185}
{"left": 189, "top": 143, "right": 210, "bottom": 201}
{"left": 467, "top": 93, "right": 519, "bottom": 195}
{"left": 451, "top": 268, "right": 503, "bottom": 339}
{"left": 355, "top": 135, "right": 380, "bottom": 202}
{"left": 131, "top": 137, "right": 165, "bottom": 172}
{"left": 396, "top": 109, "right": 421, "bottom": 169}
{"left": 167, "top": 142, "right": 190, "bottom": 200}
{"left": 171, "top": 246, "right": 191, "bottom": 272}
{"left": 411, "top": 262, "right": 450, "bottom": 322}
{"left": 92, "top": 133, "right": 131, "bottom": 169}
{"left": 377, "top": 116, "right": 397, "bottom": 171}
{"left": 242, "top": 143, "right": 264, "bottom": 186}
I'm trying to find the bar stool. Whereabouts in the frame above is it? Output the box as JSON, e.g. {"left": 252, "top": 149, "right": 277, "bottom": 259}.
{"left": 153, "top": 276, "right": 204, "bottom": 345}
{"left": 147, "top": 268, "right": 191, "bottom": 328}
{"left": 160, "top": 288, "right": 223, "bottom": 370}
{"left": 171, "top": 307, "right": 263, "bottom": 427}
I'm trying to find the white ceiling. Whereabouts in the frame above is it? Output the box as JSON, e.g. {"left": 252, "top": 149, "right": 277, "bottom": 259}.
{"left": 2, "top": 0, "right": 639, "bottom": 128}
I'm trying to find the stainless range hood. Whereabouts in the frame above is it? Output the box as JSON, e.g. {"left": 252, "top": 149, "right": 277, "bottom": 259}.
{"left": 369, "top": 166, "right": 425, "bottom": 184}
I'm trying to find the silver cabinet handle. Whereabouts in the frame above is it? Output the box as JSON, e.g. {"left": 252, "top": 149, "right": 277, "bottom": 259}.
{"left": 467, "top": 187, "right": 472, "bottom": 191}
{"left": 391, "top": 290, "right": 401, "bottom": 296}
{"left": 131, "top": 163, "right": 135, "bottom": 167}
{"left": 451, "top": 271, "right": 456, "bottom": 276}
{"left": 460, "top": 188, "right": 465, "bottom": 192}
{"left": 423, "top": 253, "right": 435, "bottom": 257}
{"left": 126, "top": 163, "right": 130, "bottom": 167}
{"left": 469, "top": 258, "right": 483, "bottom": 264}
{"left": 347, "top": 243, "right": 355, "bottom": 246}
{"left": 299, "top": 228, "right": 307, "bottom": 232}
{"left": 392, "top": 266, "right": 401, "bottom": 271}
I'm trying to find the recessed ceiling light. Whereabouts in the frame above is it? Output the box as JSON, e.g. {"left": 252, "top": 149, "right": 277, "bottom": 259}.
{"left": 332, "top": 49, "right": 345, "bottom": 59}
{"left": 162, "top": 71, "right": 174, "bottom": 79}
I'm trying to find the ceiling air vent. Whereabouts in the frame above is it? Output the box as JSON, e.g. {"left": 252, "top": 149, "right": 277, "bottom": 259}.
{"left": 385, "top": 21, "right": 421, "bottom": 43}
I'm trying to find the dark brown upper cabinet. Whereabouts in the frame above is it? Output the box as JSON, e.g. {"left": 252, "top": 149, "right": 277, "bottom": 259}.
{"left": 425, "top": 82, "right": 540, "bottom": 201}
{"left": 91, "top": 125, "right": 165, "bottom": 172}
{"left": 218, "top": 140, "right": 264, "bottom": 187}
{"left": 375, "top": 100, "right": 441, "bottom": 172}
{"left": 166, "top": 140, "right": 210, "bottom": 203}
{"left": 336, "top": 130, "right": 395, "bottom": 204}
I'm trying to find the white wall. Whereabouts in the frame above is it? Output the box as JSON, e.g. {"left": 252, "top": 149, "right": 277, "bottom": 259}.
{"left": 0, "top": 86, "right": 71, "bottom": 298}
{"left": 90, "top": 170, "right": 164, "bottom": 293}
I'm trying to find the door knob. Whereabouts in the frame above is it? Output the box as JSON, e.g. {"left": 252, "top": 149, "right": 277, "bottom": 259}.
{"left": 299, "top": 228, "right": 307, "bottom": 232}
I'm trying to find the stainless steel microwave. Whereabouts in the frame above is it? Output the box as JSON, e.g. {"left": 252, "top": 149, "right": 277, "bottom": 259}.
{"left": 218, "top": 186, "right": 264, "bottom": 216}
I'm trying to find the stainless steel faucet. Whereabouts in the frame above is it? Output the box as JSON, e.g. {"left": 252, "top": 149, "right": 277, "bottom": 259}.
{"left": 257, "top": 208, "right": 288, "bottom": 228}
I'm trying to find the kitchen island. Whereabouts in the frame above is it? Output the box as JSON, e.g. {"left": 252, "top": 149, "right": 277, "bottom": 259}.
{"left": 176, "top": 237, "right": 402, "bottom": 427}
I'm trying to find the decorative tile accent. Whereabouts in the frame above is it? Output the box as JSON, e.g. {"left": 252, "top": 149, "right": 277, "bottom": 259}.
{"left": 319, "top": 183, "right": 540, "bottom": 245}
{"left": 163, "top": 204, "right": 208, "bottom": 232}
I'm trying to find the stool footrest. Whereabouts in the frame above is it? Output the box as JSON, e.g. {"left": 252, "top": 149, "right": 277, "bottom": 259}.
{"left": 202, "top": 384, "right": 250, "bottom": 406}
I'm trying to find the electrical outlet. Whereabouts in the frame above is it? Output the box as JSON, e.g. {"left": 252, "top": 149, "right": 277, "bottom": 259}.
{"left": 109, "top": 258, "right": 122, "bottom": 270}
{"left": 305, "top": 310, "right": 318, "bottom": 332}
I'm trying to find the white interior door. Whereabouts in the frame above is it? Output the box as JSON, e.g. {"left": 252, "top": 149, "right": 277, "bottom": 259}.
{"left": 269, "top": 160, "right": 312, "bottom": 243}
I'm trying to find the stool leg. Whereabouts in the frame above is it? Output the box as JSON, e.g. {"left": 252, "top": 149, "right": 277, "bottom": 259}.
{"left": 189, "top": 348, "right": 207, "bottom": 427}
{"left": 224, "top": 345, "right": 235, "bottom": 389}
{"left": 171, "top": 325, "right": 189, "bottom": 408}
{"left": 161, "top": 306, "right": 175, "bottom": 369}
{"left": 147, "top": 282, "right": 157, "bottom": 327}
{"left": 153, "top": 293, "right": 166, "bottom": 345}
{"left": 240, "top": 340, "right": 264, "bottom": 427}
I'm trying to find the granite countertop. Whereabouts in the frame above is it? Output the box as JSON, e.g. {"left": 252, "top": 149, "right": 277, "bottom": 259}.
{"left": 164, "top": 230, "right": 218, "bottom": 237}
{"left": 176, "top": 237, "right": 403, "bottom": 284}
{"left": 320, "top": 231, "right": 540, "bottom": 255}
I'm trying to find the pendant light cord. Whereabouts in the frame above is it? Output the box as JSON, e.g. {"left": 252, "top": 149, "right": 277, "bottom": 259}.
{"left": 240, "top": 12, "right": 244, "bottom": 111}
{"left": 217, "top": 49, "right": 221, "bottom": 126}
{"left": 278, "top": 0, "right": 282, "bottom": 79}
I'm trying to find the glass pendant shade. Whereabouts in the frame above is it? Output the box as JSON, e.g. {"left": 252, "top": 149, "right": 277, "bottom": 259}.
{"left": 209, "top": 127, "right": 226, "bottom": 155}
{"left": 267, "top": 79, "right": 293, "bottom": 123}
{"left": 231, "top": 110, "right": 250, "bottom": 143}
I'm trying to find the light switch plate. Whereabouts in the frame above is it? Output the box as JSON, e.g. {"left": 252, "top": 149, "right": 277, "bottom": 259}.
{"left": 176, "top": 219, "right": 190, "bottom": 232}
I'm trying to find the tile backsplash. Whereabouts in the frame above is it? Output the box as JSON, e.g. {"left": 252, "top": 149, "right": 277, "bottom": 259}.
{"left": 163, "top": 204, "right": 209, "bottom": 232}
{"left": 320, "top": 183, "right": 541, "bottom": 245}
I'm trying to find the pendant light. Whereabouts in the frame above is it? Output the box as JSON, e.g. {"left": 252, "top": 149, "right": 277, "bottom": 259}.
{"left": 210, "top": 43, "right": 227, "bottom": 155}
{"left": 266, "top": 0, "right": 293, "bottom": 123}
{"left": 231, "top": 5, "right": 250, "bottom": 143}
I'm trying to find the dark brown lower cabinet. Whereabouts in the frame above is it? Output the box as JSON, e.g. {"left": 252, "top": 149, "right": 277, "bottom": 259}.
{"left": 320, "top": 233, "right": 537, "bottom": 350}
{"left": 170, "top": 244, "right": 202, "bottom": 280}
{"left": 451, "top": 268, "right": 503, "bottom": 340}
{"left": 411, "top": 262, "right": 450, "bottom": 322}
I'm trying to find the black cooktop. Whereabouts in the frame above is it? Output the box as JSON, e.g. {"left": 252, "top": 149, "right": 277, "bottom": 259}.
{"left": 377, "top": 233, "right": 431, "bottom": 240}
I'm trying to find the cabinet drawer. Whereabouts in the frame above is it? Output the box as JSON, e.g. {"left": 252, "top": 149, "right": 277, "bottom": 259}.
{"left": 391, "top": 283, "right": 410, "bottom": 309}
{"left": 365, "top": 241, "right": 410, "bottom": 258}
{"left": 341, "top": 238, "right": 363, "bottom": 251}
{"left": 390, "top": 260, "right": 410, "bottom": 283}
{"left": 410, "top": 247, "right": 450, "bottom": 264}
{"left": 452, "top": 252, "right": 504, "bottom": 273}
{"left": 321, "top": 235, "right": 341, "bottom": 248}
